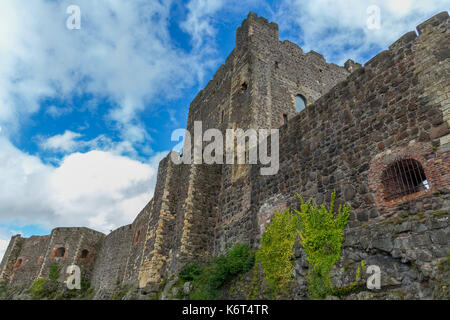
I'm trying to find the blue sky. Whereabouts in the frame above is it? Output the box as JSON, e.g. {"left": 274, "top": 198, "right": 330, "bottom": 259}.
{"left": 0, "top": 0, "right": 448, "bottom": 259}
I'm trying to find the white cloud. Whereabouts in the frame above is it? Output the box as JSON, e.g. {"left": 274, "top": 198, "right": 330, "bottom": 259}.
{"left": 40, "top": 130, "right": 83, "bottom": 153}
{"left": 38, "top": 130, "right": 144, "bottom": 160}
{"left": 46, "top": 105, "right": 73, "bottom": 118}
{"left": 0, "top": 0, "right": 218, "bottom": 143}
{"left": 0, "top": 0, "right": 223, "bottom": 250}
{"left": 0, "top": 136, "right": 168, "bottom": 234}
{"left": 181, "top": 0, "right": 225, "bottom": 48}
{"left": 273, "top": 0, "right": 449, "bottom": 64}
{"left": 0, "top": 239, "right": 9, "bottom": 264}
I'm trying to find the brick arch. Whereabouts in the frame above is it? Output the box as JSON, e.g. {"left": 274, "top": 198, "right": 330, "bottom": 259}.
{"left": 80, "top": 249, "right": 89, "bottom": 259}
{"left": 368, "top": 143, "right": 447, "bottom": 216}
{"left": 50, "top": 246, "right": 67, "bottom": 260}
{"left": 14, "top": 257, "right": 24, "bottom": 269}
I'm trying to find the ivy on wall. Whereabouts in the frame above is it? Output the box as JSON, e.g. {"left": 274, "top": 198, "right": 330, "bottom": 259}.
{"left": 256, "top": 209, "right": 298, "bottom": 296}
{"left": 295, "top": 191, "right": 350, "bottom": 299}
{"left": 256, "top": 190, "right": 351, "bottom": 299}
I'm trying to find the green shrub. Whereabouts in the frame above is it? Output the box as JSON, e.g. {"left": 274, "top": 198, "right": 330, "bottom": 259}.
{"left": 62, "top": 280, "right": 94, "bottom": 300}
{"left": 189, "top": 243, "right": 255, "bottom": 300}
{"left": 256, "top": 209, "right": 299, "bottom": 296}
{"left": 49, "top": 263, "right": 60, "bottom": 281}
{"left": 110, "top": 284, "right": 131, "bottom": 300}
{"left": 179, "top": 262, "right": 202, "bottom": 282}
{"left": 28, "top": 277, "right": 59, "bottom": 300}
{"left": 295, "top": 190, "right": 350, "bottom": 299}
{"left": 28, "top": 264, "right": 93, "bottom": 300}
{"left": 209, "top": 243, "right": 254, "bottom": 290}
{"left": 224, "top": 243, "right": 255, "bottom": 276}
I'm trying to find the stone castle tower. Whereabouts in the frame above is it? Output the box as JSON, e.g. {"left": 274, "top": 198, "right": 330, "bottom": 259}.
{"left": 1, "top": 12, "right": 449, "bottom": 299}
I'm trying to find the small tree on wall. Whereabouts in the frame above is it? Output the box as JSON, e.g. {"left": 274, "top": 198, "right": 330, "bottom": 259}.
{"left": 294, "top": 191, "right": 350, "bottom": 299}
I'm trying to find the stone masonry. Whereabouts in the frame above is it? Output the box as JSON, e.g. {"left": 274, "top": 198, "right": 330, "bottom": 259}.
{"left": 0, "top": 12, "right": 449, "bottom": 299}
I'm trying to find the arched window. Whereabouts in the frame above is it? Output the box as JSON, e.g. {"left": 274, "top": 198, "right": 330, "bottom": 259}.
{"left": 55, "top": 247, "right": 65, "bottom": 258}
{"left": 81, "top": 249, "right": 89, "bottom": 259}
{"left": 382, "top": 158, "right": 429, "bottom": 201}
{"left": 295, "top": 95, "right": 307, "bottom": 112}
{"left": 282, "top": 113, "right": 288, "bottom": 126}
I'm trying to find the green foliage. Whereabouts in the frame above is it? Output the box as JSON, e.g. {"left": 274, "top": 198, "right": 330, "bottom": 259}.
{"left": 28, "top": 277, "right": 59, "bottom": 300}
{"left": 28, "top": 263, "right": 93, "bottom": 300}
{"left": 188, "top": 243, "right": 255, "bottom": 300}
{"left": 49, "top": 263, "right": 60, "bottom": 281}
{"left": 256, "top": 209, "right": 299, "bottom": 296}
{"left": 209, "top": 243, "right": 255, "bottom": 290}
{"left": 179, "top": 262, "right": 202, "bottom": 282}
{"left": 189, "top": 264, "right": 216, "bottom": 300}
{"left": 62, "top": 281, "right": 94, "bottom": 300}
{"left": 110, "top": 284, "right": 131, "bottom": 300}
{"left": 0, "top": 282, "right": 13, "bottom": 300}
{"left": 332, "top": 260, "right": 365, "bottom": 298}
{"left": 294, "top": 190, "right": 350, "bottom": 299}
{"left": 28, "top": 276, "right": 94, "bottom": 300}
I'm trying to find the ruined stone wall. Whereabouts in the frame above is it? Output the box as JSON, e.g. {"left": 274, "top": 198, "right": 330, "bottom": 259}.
{"left": 0, "top": 227, "right": 103, "bottom": 291}
{"left": 90, "top": 224, "right": 133, "bottom": 298}
{"left": 229, "top": 206, "right": 449, "bottom": 300}
{"left": 0, "top": 235, "right": 49, "bottom": 288}
{"left": 138, "top": 154, "right": 178, "bottom": 287}
{"left": 0, "top": 236, "right": 25, "bottom": 285}
{"left": 214, "top": 13, "right": 351, "bottom": 253}
{"left": 37, "top": 228, "right": 104, "bottom": 283}
{"left": 222, "top": 12, "right": 450, "bottom": 300}
{"left": 242, "top": 12, "right": 449, "bottom": 248}
{"left": 121, "top": 201, "right": 152, "bottom": 286}
{"left": 90, "top": 201, "right": 153, "bottom": 297}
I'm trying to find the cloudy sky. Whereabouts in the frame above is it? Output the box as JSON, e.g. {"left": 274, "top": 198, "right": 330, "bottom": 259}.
{"left": 0, "top": 0, "right": 448, "bottom": 260}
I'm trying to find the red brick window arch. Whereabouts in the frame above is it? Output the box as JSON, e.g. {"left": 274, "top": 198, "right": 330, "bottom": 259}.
{"left": 381, "top": 158, "right": 429, "bottom": 201}
{"left": 81, "top": 249, "right": 89, "bottom": 259}
{"left": 15, "top": 258, "right": 23, "bottom": 269}
{"left": 55, "top": 247, "right": 65, "bottom": 258}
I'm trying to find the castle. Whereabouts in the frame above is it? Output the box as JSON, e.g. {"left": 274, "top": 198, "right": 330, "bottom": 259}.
{"left": 1, "top": 11, "right": 449, "bottom": 299}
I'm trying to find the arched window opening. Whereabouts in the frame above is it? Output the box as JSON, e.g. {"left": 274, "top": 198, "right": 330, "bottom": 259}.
{"left": 81, "top": 249, "right": 89, "bottom": 259}
{"left": 282, "top": 113, "right": 288, "bottom": 126}
{"left": 382, "top": 158, "right": 429, "bottom": 201}
{"left": 134, "top": 230, "right": 141, "bottom": 245}
{"left": 15, "top": 258, "right": 23, "bottom": 269}
{"left": 295, "top": 95, "right": 306, "bottom": 112}
{"left": 55, "top": 247, "right": 65, "bottom": 258}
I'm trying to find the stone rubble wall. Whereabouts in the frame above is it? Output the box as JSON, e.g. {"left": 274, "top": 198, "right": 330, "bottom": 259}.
{"left": 0, "top": 227, "right": 104, "bottom": 293}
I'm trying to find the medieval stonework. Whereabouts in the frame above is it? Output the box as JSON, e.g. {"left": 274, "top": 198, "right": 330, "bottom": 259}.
{"left": 1, "top": 12, "right": 449, "bottom": 299}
